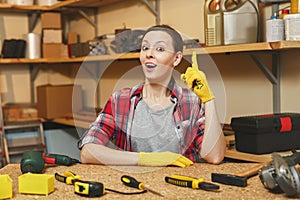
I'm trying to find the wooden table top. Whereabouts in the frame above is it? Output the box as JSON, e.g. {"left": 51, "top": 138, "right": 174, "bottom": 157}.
{"left": 0, "top": 163, "right": 294, "bottom": 199}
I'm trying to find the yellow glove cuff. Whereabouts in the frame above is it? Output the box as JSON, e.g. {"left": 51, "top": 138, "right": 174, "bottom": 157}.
{"left": 138, "top": 152, "right": 193, "bottom": 168}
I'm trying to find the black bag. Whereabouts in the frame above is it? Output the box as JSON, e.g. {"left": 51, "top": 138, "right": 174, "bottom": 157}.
{"left": 110, "top": 29, "right": 145, "bottom": 53}
{"left": 1, "top": 39, "right": 26, "bottom": 58}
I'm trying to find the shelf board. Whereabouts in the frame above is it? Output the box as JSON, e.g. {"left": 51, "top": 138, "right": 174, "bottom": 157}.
{"left": 270, "top": 40, "right": 300, "bottom": 50}
{"left": 0, "top": 41, "right": 299, "bottom": 64}
{"left": 0, "top": 0, "right": 125, "bottom": 11}
{"left": 63, "top": 0, "right": 126, "bottom": 8}
{"left": 184, "top": 42, "right": 273, "bottom": 55}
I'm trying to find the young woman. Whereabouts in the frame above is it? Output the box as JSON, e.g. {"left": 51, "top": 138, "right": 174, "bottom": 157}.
{"left": 78, "top": 25, "right": 226, "bottom": 167}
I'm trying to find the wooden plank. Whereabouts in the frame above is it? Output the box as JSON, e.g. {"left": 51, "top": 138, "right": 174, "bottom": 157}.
{"left": 184, "top": 42, "right": 272, "bottom": 55}
{"left": 52, "top": 117, "right": 90, "bottom": 129}
{"left": 64, "top": 0, "right": 125, "bottom": 8}
{"left": 0, "top": 41, "right": 298, "bottom": 64}
{"left": 270, "top": 40, "right": 300, "bottom": 50}
{"left": 225, "top": 148, "right": 272, "bottom": 163}
{"left": 225, "top": 148, "right": 294, "bottom": 163}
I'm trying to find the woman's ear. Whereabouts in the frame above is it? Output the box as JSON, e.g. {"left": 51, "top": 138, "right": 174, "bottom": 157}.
{"left": 173, "top": 51, "right": 183, "bottom": 67}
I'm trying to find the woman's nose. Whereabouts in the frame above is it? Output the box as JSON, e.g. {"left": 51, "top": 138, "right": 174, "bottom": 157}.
{"left": 146, "top": 48, "right": 154, "bottom": 58}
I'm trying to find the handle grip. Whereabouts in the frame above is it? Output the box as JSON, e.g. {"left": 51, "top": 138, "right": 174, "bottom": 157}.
{"left": 121, "top": 175, "right": 144, "bottom": 190}
{"left": 165, "top": 176, "right": 194, "bottom": 188}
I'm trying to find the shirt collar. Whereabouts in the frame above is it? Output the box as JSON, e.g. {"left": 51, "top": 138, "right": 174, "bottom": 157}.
{"left": 130, "top": 81, "right": 183, "bottom": 103}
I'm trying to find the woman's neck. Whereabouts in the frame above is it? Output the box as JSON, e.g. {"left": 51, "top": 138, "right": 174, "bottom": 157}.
{"left": 142, "top": 83, "right": 171, "bottom": 108}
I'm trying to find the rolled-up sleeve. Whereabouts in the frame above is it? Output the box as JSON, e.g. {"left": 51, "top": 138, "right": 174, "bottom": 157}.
{"left": 78, "top": 96, "right": 116, "bottom": 149}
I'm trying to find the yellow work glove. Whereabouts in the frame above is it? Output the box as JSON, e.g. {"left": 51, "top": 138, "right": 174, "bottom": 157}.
{"left": 138, "top": 152, "right": 193, "bottom": 168}
{"left": 181, "top": 51, "right": 215, "bottom": 103}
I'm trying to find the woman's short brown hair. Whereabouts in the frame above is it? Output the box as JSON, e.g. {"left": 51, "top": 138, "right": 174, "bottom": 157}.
{"left": 142, "top": 24, "right": 183, "bottom": 53}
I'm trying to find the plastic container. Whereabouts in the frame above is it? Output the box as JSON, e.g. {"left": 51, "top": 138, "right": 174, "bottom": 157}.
{"left": 291, "top": 0, "right": 300, "bottom": 14}
{"left": 0, "top": 174, "right": 13, "bottom": 199}
{"left": 222, "top": 0, "right": 259, "bottom": 45}
{"left": 231, "top": 113, "right": 300, "bottom": 154}
{"left": 266, "top": 14, "right": 284, "bottom": 42}
{"left": 7, "top": 0, "right": 34, "bottom": 5}
{"left": 284, "top": 14, "right": 300, "bottom": 40}
{"left": 204, "top": 0, "right": 223, "bottom": 46}
{"left": 23, "top": 33, "right": 41, "bottom": 59}
{"left": 279, "top": 9, "right": 289, "bottom": 19}
{"left": 18, "top": 173, "right": 54, "bottom": 196}
{"left": 37, "top": 0, "right": 59, "bottom": 6}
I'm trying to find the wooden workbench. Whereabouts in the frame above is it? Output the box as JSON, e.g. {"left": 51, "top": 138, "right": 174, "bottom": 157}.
{"left": 0, "top": 163, "right": 294, "bottom": 199}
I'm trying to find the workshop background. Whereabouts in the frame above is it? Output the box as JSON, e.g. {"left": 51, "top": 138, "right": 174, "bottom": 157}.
{"left": 0, "top": 0, "right": 300, "bottom": 163}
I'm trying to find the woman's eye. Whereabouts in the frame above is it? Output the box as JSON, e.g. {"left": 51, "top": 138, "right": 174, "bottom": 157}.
{"left": 156, "top": 47, "right": 165, "bottom": 52}
{"left": 141, "top": 46, "right": 149, "bottom": 51}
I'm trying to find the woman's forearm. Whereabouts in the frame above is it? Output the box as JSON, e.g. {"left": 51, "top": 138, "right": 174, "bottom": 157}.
{"left": 200, "top": 99, "right": 226, "bottom": 164}
{"left": 80, "top": 143, "right": 140, "bottom": 165}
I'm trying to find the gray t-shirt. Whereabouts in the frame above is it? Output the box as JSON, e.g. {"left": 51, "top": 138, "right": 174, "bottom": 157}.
{"left": 130, "top": 99, "right": 179, "bottom": 153}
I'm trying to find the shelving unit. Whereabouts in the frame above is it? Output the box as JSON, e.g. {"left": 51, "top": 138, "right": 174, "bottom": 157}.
{"left": 1, "top": 0, "right": 299, "bottom": 165}
{"left": 0, "top": 0, "right": 300, "bottom": 114}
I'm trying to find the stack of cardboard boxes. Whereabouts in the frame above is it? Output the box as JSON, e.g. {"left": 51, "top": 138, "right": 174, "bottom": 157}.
{"left": 41, "top": 12, "right": 67, "bottom": 58}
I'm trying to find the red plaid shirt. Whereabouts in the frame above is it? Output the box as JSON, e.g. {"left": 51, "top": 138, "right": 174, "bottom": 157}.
{"left": 78, "top": 82, "right": 205, "bottom": 162}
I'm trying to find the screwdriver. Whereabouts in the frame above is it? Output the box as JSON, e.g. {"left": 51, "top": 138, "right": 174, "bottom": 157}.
{"left": 165, "top": 174, "right": 220, "bottom": 191}
{"left": 121, "top": 175, "right": 164, "bottom": 197}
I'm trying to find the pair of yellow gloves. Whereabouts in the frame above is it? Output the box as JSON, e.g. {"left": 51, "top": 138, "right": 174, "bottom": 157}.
{"left": 138, "top": 52, "right": 214, "bottom": 168}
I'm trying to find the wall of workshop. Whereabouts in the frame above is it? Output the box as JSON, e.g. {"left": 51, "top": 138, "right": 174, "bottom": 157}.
{"left": 69, "top": 0, "right": 300, "bottom": 123}
{"left": 0, "top": 14, "right": 76, "bottom": 103}
{"left": 0, "top": 0, "right": 300, "bottom": 124}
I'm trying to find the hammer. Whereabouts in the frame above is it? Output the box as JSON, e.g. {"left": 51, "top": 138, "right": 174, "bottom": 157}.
{"left": 211, "top": 161, "right": 270, "bottom": 187}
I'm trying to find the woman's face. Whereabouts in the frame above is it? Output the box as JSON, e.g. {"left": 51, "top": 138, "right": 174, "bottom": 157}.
{"left": 140, "top": 30, "right": 181, "bottom": 85}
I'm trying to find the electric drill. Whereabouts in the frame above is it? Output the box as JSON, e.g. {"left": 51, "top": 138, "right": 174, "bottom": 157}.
{"left": 20, "top": 151, "right": 81, "bottom": 174}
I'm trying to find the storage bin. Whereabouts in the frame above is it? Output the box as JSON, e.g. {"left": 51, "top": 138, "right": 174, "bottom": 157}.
{"left": 37, "top": 0, "right": 59, "bottom": 6}
{"left": 18, "top": 173, "right": 54, "bottom": 195}
{"left": 231, "top": 113, "right": 300, "bottom": 154}
{"left": 0, "top": 174, "right": 12, "bottom": 199}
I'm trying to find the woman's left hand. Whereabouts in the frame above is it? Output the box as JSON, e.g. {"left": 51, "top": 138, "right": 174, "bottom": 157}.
{"left": 181, "top": 52, "right": 215, "bottom": 103}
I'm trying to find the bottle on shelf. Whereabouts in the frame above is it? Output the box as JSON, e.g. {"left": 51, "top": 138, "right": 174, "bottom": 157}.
{"left": 204, "top": 0, "right": 223, "bottom": 46}
{"left": 279, "top": 9, "right": 289, "bottom": 19}
{"left": 291, "top": 0, "right": 300, "bottom": 14}
{"left": 266, "top": 13, "right": 285, "bottom": 42}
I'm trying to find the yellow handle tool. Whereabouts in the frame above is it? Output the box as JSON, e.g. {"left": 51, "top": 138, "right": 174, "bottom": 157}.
{"left": 121, "top": 175, "right": 164, "bottom": 197}
{"left": 165, "top": 174, "right": 220, "bottom": 191}
{"left": 55, "top": 171, "right": 81, "bottom": 185}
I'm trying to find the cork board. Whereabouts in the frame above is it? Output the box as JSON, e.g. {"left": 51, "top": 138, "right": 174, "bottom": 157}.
{"left": 0, "top": 163, "right": 295, "bottom": 199}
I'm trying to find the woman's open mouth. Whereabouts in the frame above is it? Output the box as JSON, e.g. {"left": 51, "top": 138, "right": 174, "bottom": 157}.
{"left": 145, "top": 62, "right": 157, "bottom": 69}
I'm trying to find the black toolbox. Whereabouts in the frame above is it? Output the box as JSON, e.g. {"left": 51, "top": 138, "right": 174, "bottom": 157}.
{"left": 231, "top": 113, "right": 300, "bottom": 154}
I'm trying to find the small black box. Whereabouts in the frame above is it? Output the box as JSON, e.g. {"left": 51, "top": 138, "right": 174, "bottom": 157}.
{"left": 231, "top": 113, "right": 300, "bottom": 154}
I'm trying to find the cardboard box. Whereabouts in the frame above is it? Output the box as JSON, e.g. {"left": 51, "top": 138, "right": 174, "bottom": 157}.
{"left": 42, "top": 43, "right": 65, "bottom": 58}
{"left": 37, "top": 84, "right": 83, "bottom": 119}
{"left": 41, "top": 12, "right": 61, "bottom": 29}
{"left": 67, "top": 32, "right": 79, "bottom": 44}
{"left": 43, "top": 29, "right": 63, "bottom": 43}
{"left": 231, "top": 113, "right": 300, "bottom": 154}
{"left": 2, "top": 103, "right": 38, "bottom": 122}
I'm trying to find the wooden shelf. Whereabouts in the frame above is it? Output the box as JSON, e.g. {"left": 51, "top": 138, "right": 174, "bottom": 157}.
{"left": 0, "top": 0, "right": 125, "bottom": 11}
{"left": 1, "top": 41, "right": 299, "bottom": 64}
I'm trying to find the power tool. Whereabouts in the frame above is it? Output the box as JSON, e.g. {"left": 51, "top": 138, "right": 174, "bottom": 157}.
{"left": 259, "top": 151, "right": 300, "bottom": 197}
{"left": 20, "top": 151, "right": 81, "bottom": 174}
